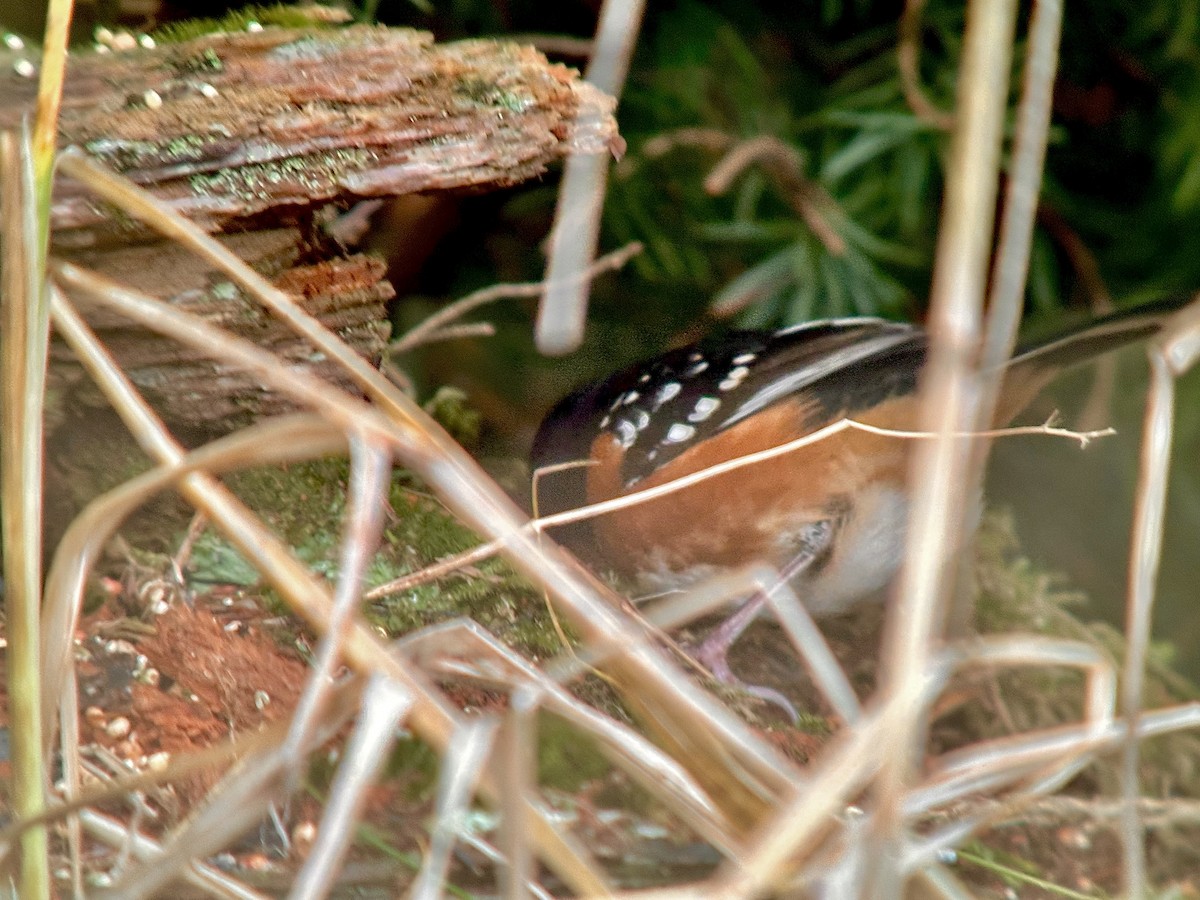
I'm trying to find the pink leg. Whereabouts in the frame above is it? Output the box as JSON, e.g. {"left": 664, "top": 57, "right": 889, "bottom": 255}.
{"left": 688, "top": 520, "right": 834, "bottom": 722}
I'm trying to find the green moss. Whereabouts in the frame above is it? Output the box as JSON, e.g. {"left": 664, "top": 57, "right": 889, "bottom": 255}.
{"left": 422, "top": 387, "right": 481, "bottom": 449}
{"left": 186, "top": 148, "right": 375, "bottom": 201}
{"left": 453, "top": 77, "right": 534, "bottom": 114}
{"left": 169, "top": 47, "right": 224, "bottom": 75}
{"left": 537, "top": 714, "right": 612, "bottom": 792}
{"left": 82, "top": 133, "right": 221, "bottom": 173}
{"left": 150, "top": 5, "right": 337, "bottom": 44}
{"left": 186, "top": 456, "right": 567, "bottom": 658}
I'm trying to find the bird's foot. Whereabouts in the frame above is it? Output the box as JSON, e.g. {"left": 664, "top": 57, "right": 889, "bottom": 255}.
{"left": 690, "top": 629, "right": 799, "bottom": 724}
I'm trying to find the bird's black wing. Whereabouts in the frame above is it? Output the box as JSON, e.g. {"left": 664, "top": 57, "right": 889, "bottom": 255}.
{"left": 531, "top": 318, "right": 926, "bottom": 514}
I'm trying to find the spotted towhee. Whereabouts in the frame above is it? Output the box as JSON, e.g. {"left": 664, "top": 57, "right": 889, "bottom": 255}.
{"left": 532, "top": 300, "right": 1182, "bottom": 710}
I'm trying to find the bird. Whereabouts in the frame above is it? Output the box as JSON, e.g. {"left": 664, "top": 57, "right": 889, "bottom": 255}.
{"left": 530, "top": 299, "right": 1184, "bottom": 714}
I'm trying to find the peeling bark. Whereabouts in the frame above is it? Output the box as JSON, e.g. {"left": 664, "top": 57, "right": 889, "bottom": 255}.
{"left": 0, "top": 25, "right": 619, "bottom": 246}
{"left": 10, "top": 25, "right": 619, "bottom": 430}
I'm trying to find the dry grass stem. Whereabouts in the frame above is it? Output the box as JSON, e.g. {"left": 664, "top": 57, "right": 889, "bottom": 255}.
{"left": 536, "top": 0, "right": 644, "bottom": 354}
{"left": 1120, "top": 350, "right": 1177, "bottom": 894}
{"left": 897, "top": 0, "right": 955, "bottom": 129}
{"left": 872, "top": 0, "right": 1019, "bottom": 886}
{"left": 981, "top": 0, "right": 1063, "bottom": 374}
{"left": 79, "top": 808, "right": 264, "bottom": 899}
{"left": 411, "top": 718, "right": 500, "bottom": 899}
{"left": 0, "top": 126, "right": 53, "bottom": 899}
{"left": 290, "top": 676, "right": 414, "bottom": 900}
{"left": 279, "top": 438, "right": 391, "bottom": 769}
{"left": 3, "top": 5, "right": 1193, "bottom": 889}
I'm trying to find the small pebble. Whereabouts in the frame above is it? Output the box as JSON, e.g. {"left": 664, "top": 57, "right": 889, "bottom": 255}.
{"left": 105, "top": 716, "right": 131, "bottom": 739}
{"left": 147, "top": 751, "right": 171, "bottom": 771}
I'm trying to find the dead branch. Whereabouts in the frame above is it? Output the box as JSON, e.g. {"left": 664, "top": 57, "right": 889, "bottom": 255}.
{"left": 0, "top": 25, "right": 620, "bottom": 246}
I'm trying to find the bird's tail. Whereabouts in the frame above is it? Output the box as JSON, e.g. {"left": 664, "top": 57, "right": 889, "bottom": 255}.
{"left": 997, "top": 295, "right": 1193, "bottom": 424}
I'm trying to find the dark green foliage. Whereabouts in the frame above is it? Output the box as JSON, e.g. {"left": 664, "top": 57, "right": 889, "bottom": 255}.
{"left": 372, "top": 0, "right": 1200, "bottom": 337}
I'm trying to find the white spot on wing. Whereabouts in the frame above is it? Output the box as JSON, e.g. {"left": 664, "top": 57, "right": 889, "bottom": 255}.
{"left": 614, "top": 420, "right": 637, "bottom": 447}
{"left": 718, "top": 365, "right": 750, "bottom": 391}
{"left": 664, "top": 423, "right": 695, "bottom": 444}
{"left": 653, "top": 381, "right": 681, "bottom": 409}
{"left": 722, "top": 330, "right": 916, "bottom": 428}
{"left": 688, "top": 396, "right": 720, "bottom": 422}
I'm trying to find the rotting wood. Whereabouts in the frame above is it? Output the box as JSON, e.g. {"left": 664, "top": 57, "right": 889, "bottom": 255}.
{"left": 50, "top": 228, "right": 395, "bottom": 428}
{"left": 0, "top": 25, "right": 621, "bottom": 247}
{"left": 10, "top": 25, "right": 619, "bottom": 431}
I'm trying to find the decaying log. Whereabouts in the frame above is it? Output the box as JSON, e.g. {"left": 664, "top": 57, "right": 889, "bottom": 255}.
{"left": 0, "top": 25, "right": 620, "bottom": 246}
{"left": 6, "top": 25, "right": 619, "bottom": 431}
{"left": 51, "top": 229, "right": 394, "bottom": 428}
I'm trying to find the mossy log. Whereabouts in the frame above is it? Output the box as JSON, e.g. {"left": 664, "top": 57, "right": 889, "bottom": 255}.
{"left": 0, "top": 25, "right": 620, "bottom": 245}
{"left": 1, "top": 25, "right": 619, "bottom": 430}
{"left": 48, "top": 228, "right": 394, "bottom": 429}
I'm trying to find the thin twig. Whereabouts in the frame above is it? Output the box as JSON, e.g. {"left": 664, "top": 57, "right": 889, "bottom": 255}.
{"left": 367, "top": 413, "right": 1112, "bottom": 600}
{"left": 418, "top": 322, "right": 497, "bottom": 345}
{"left": 640, "top": 128, "right": 735, "bottom": 160}
{"left": 614, "top": 127, "right": 733, "bottom": 182}
{"left": 704, "top": 135, "right": 847, "bottom": 256}
{"left": 392, "top": 242, "right": 642, "bottom": 353}
{"left": 897, "top": 0, "right": 955, "bottom": 129}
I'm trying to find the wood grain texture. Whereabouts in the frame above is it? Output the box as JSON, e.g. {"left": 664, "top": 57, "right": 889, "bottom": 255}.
{"left": 0, "top": 25, "right": 619, "bottom": 246}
